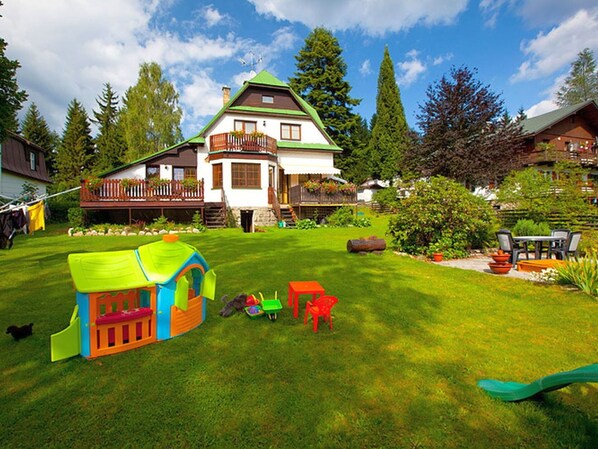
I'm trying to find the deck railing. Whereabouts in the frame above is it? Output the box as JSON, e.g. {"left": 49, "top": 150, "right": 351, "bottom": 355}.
{"left": 209, "top": 132, "right": 277, "bottom": 154}
{"left": 80, "top": 179, "right": 204, "bottom": 202}
{"left": 288, "top": 185, "right": 357, "bottom": 205}
{"left": 521, "top": 149, "right": 598, "bottom": 166}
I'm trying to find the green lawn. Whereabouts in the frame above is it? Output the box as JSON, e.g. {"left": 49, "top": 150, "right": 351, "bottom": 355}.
{"left": 1, "top": 216, "right": 596, "bottom": 449}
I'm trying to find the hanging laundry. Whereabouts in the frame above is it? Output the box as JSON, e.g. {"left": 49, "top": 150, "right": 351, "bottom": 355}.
{"left": 28, "top": 201, "right": 45, "bottom": 232}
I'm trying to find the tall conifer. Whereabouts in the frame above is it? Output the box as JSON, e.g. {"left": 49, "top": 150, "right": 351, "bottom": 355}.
{"left": 92, "top": 83, "right": 126, "bottom": 172}
{"left": 556, "top": 48, "right": 598, "bottom": 106}
{"left": 21, "top": 102, "right": 59, "bottom": 175}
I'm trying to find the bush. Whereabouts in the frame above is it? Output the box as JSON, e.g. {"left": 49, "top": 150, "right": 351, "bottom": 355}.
{"left": 47, "top": 190, "right": 80, "bottom": 223}
{"left": 67, "top": 207, "right": 86, "bottom": 228}
{"left": 372, "top": 188, "right": 398, "bottom": 210}
{"left": 512, "top": 219, "right": 551, "bottom": 237}
{"left": 296, "top": 218, "right": 317, "bottom": 230}
{"left": 388, "top": 176, "right": 497, "bottom": 259}
{"left": 327, "top": 206, "right": 355, "bottom": 227}
{"left": 192, "top": 211, "right": 206, "bottom": 232}
{"left": 556, "top": 255, "right": 598, "bottom": 297}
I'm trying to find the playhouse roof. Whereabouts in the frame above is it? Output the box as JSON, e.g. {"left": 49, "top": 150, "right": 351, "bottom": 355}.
{"left": 137, "top": 237, "right": 208, "bottom": 284}
{"left": 68, "top": 250, "right": 154, "bottom": 293}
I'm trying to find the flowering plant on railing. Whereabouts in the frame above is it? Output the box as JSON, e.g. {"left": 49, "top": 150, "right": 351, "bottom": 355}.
{"left": 338, "top": 182, "right": 357, "bottom": 195}
{"left": 181, "top": 178, "right": 201, "bottom": 191}
{"left": 249, "top": 130, "right": 265, "bottom": 139}
{"left": 120, "top": 178, "right": 141, "bottom": 190}
{"left": 148, "top": 177, "right": 170, "bottom": 189}
{"left": 229, "top": 130, "right": 245, "bottom": 139}
{"left": 303, "top": 179, "right": 321, "bottom": 193}
{"left": 86, "top": 177, "right": 104, "bottom": 192}
{"left": 320, "top": 180, "right": 338, "bottom": 195}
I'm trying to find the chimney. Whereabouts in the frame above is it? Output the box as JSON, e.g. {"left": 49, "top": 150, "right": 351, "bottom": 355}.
{"left": 222, "top": 86, "right": 231, "bottom": 105}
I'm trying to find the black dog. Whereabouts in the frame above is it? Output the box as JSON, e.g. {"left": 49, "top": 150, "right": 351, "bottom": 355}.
{"left": 6, "top": 323, "right": 34, "bottom": 341}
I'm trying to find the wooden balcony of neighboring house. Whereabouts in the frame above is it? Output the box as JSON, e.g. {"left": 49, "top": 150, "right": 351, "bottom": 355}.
{"left": 79, "top": 179, "right": 205, "bottom": 209}
{"left": 209, "top": 132, "right": 277, "bottom": 154}
{"left": 522, "top": 147, "right": 598, "bottom": 167}
{"left": 288, "top": 184, "right": 358, "bottom": 206}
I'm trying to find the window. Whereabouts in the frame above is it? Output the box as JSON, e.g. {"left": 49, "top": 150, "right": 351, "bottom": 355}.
{"left": 234, "top": 120, "right": 257, "bottom": 133}
{"left": 174, "top": 167, "right": 196, "bottom": 181}
{"left": 29, "top": 151, "right": 37, "bottom": 171}
{"left": 232, "top": 163, "right": 261, "bottom": 188}
{"left": 281, "top": 123, "right": 301, "bottom": 141}
{"left": 213, "top": 163, "right": 223, "bottom": 189}
{"left": 262, "top": 95, "right": 274, "bottom": 104}
{"left": 146, "top": 166, "right": 160, "bottom": 179}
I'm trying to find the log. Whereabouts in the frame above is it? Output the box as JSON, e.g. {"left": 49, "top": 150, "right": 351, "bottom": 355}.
{"left": 346, "top": 238, "right": 386, "bottom": 253}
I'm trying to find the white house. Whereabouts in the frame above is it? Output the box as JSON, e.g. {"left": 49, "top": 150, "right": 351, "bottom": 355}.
{"left": 81, "top": 70, "right": 356, "bottom": 228}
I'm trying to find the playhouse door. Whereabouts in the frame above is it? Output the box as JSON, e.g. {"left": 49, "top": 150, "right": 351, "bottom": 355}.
{"left": 50, "top": 306, "right": 81, "bottom": 362}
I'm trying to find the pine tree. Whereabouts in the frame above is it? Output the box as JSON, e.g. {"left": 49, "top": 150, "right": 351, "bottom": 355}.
{"left": 55, "top": 99, "right": 95, "bottom": 188}
{"left": 289, "top": 27, "right": 361, "bottom": 170}
{"left": 21, "top": 102, "right": 59, "bottom": 175}
{"left": 556, "top": 48, "right": 598, "bottom": 106}
{"left": 415, "top": 66, "right": 524, "bottom": 187}
{"left": 367, "top": 47, "right": 409, "bottom": 181}
{"left": 0, "top": 1, "right": 28, "bottom": 141}
{"left": 341, "top": 115, "right": 371, "bottom": 183}
{"left": 121, "top": 62, "right": 183, "bottom": 161}
{"left": 92, "top": 83, "right": 126, "bottom": 173}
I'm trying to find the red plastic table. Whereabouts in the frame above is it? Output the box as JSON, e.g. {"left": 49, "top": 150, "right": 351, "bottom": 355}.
{"left": 288, "top": 281, "right": 325, "bottom": 319}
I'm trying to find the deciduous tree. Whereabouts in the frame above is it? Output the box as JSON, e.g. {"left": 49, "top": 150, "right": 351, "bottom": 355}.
{"left": 121, "top": 62, "right": 183, "bottom": 161}
{"left": 415, "top": 66, "right": 524, "bottom": 187}
{"left": 556, "top": 48, "right": 598, "bottom": 107}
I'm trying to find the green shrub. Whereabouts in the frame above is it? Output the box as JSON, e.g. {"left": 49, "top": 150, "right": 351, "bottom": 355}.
{"left": 192, "top": 211, "right": 207, "bottom": 232}
{"left": 296, "top": 218, "right": 317, "bottom": 230}
{"left": 67, "top": 207, "right": 86, "bottom": 228}
{"left": 151, "top": 215, "right": 170, "bottom": 230}
{"left": 47, "top": 190, "right": 80, "bottom": 223}
{"left": 556, "top": 255, "right": 598, "bottom": 297}
{"left": 512, "top": 219, "right": 551, "bottom": 236}
{"left": 354, "top": 217, "right": 372, "bottom": 228}
{"left": 327, "top": 206, "right": 355, "bottom": 227}
{"left": 372, "top": 188, "right": 398, "bottom": 210}
{"left": 388, "top": 176, "right": 497, "bottom": 259}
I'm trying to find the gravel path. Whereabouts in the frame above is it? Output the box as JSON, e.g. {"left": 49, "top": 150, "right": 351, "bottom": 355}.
{"left": 434, "top": 256, "right": 533, "bottom": 280}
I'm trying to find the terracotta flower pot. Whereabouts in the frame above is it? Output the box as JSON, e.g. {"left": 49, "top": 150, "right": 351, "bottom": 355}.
{"left": 432, "top": 252, "right": 443, "bottom": 262}
{"left": 488, "top": 262, "right": 513, "bottom": 274}
{"left": 491, "top": 253, "right": 510, "bottom": 264}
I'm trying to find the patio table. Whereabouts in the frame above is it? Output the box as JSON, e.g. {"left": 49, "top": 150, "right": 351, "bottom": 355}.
{"left": 288, "top": 281, "right": 325, "bottom": 319}
{"left": 513, "top": 236, "right": 566, "bottom": 260}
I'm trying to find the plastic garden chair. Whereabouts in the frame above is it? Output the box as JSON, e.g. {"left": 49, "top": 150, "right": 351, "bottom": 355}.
{"left": 550, "top": 231, "right": 582, "bottom": 260}
{"left": 496, "top": 229, "right": 528, "bottom": 264}
{"left": 304, "top": 295, "right": 338, "bottom": 332}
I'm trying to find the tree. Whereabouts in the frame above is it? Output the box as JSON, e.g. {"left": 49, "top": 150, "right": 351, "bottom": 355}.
{"left": 555, "top": 48, "right": 598, "bottom": 107}
{"left": 92, "top": 83, "right": 126, "bottom": 173}
{"left": 55, "top": 99, "right": 95, "bottom": 188}
{"left": 340, "top": 115, "right": 371, "bottom": 183}
{"left": 0, "top": 1, "right": 28, "bottom": 141}
{"left": 367, "top": 47, "right": 409, "bottom": 181}
{"left": 415, "top": 66, "right": 524, "bottom": 187}
{"left": 120, "top": 62, "right": 183, "bottom": 161}
{"left": 21, "top": 102, "right": 59, "bottom": 175}
{"left": 288, "top": 28, "right": 361, "bottom": 172}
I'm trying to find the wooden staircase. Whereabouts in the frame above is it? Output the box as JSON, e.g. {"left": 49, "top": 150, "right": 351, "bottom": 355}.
{"left": 280, "top": 207, "right": 296, "bottom": 228}
{"left": 204, "top": 203, "right": 225, "bottom": 228}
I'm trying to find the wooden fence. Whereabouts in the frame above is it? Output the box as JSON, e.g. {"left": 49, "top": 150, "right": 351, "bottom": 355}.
{"left": 496, "top": 209, "right": 598, "bottom": 230}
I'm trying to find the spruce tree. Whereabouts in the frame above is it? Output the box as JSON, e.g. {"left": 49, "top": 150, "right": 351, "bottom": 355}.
{"left": 92, "top": 83, "right": 126, "bottom": 172}
{"left": 55, "top": 99, "right": 95, "bottom": 188}
{"left": 289, "top": 27, "right": 361, "bottom": 172}
{"left": 121, "top": 62, "right": 183, "bottom": 161}
{"left": 21, "top": 102, "right": 59, "bottom": 175}
{"left": 368, "top": 47, "right": 408, "bottom": 181}
{"left": 556, "top": 48, "right": 598, "bottom": 107}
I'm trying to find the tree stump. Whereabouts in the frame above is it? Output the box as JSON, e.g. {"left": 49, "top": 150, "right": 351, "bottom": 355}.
{"left": 346, "top": 238, "right": 386, "bottom": 253}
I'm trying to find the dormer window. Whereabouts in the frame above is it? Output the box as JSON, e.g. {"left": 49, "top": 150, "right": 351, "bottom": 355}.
{"left": 281, "top": 123, "right": 301, "bottom": 141}
{"left": 262, "top": 95, "right": 274, "bottom": 104}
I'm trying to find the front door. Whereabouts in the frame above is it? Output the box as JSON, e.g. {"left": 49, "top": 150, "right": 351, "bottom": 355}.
{"left": 278, "top": 169, "right": 288, "bottom": 204}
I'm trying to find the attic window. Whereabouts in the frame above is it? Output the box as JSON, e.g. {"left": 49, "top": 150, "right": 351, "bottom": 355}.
{"left": 30, "top": 151, "right": 37, "bottom": 171}
{"left": 262, "top": 95, "right": 274, "bottom": 104}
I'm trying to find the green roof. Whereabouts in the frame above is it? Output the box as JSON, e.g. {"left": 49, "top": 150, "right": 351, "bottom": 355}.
{"left": 277, "top": 141, "right": 342, "bottom": 152}
{"left": 68, "top": 250, "right": 153, "bottom": 293}
{"left": 521, "top": 100, "right": 598, "bottom": 135}
{"left": 137, "top": 238, "right": 197, "bottom": 284}
{"left": 228, "top": 105, "right": 308, "bottom": 116}
{"left": 247, "top": 70, "right": 289, "bottom": 87}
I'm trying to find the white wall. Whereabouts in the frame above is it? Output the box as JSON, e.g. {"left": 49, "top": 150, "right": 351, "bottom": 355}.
{"left": 0, "top": 172, "right": 48, "bottom": 199}
{"left": 106, "top": 165, "right": 146, "bottom": 180}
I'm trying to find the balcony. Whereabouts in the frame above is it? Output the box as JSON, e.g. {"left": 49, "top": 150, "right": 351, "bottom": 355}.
{"left": 80, "top": 179, "right": 204, "bottom": 209}
{"left": 289, "top": 185, "right": 357, "bottom": 205}
{"left": 522, "top": 148, "right": 598, "bottom": 166}
{"left": 209, "top": 132, "right": 277, "bottom": 154}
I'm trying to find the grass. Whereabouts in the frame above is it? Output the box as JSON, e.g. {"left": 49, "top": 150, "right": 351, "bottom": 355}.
{"left": 1, "top": 216, "right": 597, "bottom": 449}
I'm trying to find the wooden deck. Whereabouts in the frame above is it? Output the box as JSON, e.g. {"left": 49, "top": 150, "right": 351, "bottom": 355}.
{"left": 288, "top": 185, "right": 357, "bottom": 206}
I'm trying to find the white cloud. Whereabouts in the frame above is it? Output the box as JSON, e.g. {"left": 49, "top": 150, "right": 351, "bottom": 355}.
{"left": 360, "top": 59, "right": 373, "bottom": 76}
{"left": 480, "top": 0, "right": 597, "bottom": 27}
{"left": 247, "top": 0, "right": 468, "bottom": 36}
{"left": 397, "top": 50, "right": 427, "bottom": 87}
{"left": 202, "top": 5, "right": 228, "bottom": 27}
{"left": 432, "top": 53, "right": 453, "bottom": 65}
{"left": 511, "top": 8, "right": 598, "bottom": 83}
{"left": 526, "top": 99, "right": 558, "bottom": 118}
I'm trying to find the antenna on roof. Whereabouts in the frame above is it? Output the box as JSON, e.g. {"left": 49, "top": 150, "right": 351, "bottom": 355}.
{"left": 239, "top": 50, "right": 263, "bottom": 76}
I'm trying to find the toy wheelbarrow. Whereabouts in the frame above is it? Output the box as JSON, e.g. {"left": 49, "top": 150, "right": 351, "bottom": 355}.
{"left": 259, "top": 292, "right": 282, "bottom": 321}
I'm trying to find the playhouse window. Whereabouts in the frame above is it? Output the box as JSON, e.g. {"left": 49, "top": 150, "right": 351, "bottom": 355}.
{"left": 232, "top": 163, "right": 260, "bottom": 188}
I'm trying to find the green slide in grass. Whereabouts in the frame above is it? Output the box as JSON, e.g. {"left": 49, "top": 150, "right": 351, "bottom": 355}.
{"left": 478, "top": 363, "right": 598, "bottom": 402}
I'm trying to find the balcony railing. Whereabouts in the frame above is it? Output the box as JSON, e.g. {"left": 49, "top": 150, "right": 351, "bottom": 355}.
{"left": 289, "top": 185, "right": 357, "bottom": 205}
{"left": 209, "top": 132, "right": 277, "bottom": 154}
{"left": 80, "top": 179, "right": 204, "bottom": 202}
{"left": 522, "top": 148, "right": 598, "bottom": 166}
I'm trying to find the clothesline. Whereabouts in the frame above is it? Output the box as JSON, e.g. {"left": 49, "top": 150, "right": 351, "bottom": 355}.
{"left": 0, "top": 186, "right": 81, "bottom": 213}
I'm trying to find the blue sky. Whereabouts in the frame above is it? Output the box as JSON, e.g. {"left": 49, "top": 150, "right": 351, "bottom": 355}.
{"left": 3, "top": 1, "right": 598, "bottom": 139}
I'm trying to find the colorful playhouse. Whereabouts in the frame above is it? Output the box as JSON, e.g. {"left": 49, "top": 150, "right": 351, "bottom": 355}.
{"left": 50, "top": 235, "right": 216, "bottom": 361}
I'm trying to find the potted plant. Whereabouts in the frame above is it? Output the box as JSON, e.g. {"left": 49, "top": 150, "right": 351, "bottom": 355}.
{"left": 86, "top": 177, "right": 104, "bottom": 193}
{"left": 120, "top": 178, "right": 141, "bottom": 195}
{"left": 320, "top": 180, "right": 338, "bottom": 195}
{"left": 181, "top": 178, "right": 200, "bottom": 191}
{"left": 148, "top": 178, "right": 170, "bottom": 189}
{"left": 303, "top": 179, "right": 321, "bottom": 193}
{"left": 338, "top": 182, "right": 357, "bottom": 195}
{"left": 428, "top": 241, "right": 448, "bottom": 262}
{"left": 229, "top": 130, "right": 245, "bottom": 139}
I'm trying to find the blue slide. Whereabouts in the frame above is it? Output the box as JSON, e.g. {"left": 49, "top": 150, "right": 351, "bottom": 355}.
{"left": 478, "top": 363, "right": 598, "bottom": 402}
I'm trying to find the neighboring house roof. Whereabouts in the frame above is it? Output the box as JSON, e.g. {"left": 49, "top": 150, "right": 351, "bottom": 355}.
{"left": 1, "top": 131, "right": 52, "bottom": 183}
{"left": 520, "top": 100, "right": 598, "bottom": 136}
